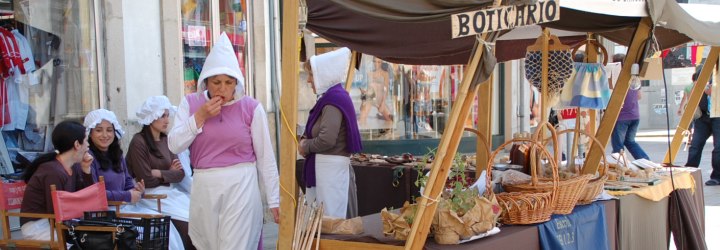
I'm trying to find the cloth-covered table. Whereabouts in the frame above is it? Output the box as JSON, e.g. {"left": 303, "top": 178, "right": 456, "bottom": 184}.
{"left": 320, "top": 200, "right": 618, "bottom": 250}
{"left": 608, "top": 169, "right": 705, "bottom": 250}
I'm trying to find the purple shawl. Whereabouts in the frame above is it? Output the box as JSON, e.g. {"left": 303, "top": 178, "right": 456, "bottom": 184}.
{"left": 303, "top": 84, "right": 362, "bottom": 187}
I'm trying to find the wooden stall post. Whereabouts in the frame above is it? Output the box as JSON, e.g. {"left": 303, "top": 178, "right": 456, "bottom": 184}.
{"left": 405, "top": 40, "right": 489, "bottom": 250}
{"left": 586, "top": 36, "right": 599, "bottom": 136}
{"left": 540, "top": 28, "right": 550, "bottom": 125}
{"left": 345, "top": 51, "right": 359, "bottom": 90}
{"left": 278, "top": 0, "right": 300, "bottom": 248}
{"left": 477, "top": 74, "right": 493, "bottom": 176}
{"left": 582, "top": 17, "right": 653, "bottom": 175}
{"left": 664, "top": 47, "right": 720, "bottom": 164}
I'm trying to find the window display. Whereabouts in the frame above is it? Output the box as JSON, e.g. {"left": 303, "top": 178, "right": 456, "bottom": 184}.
{"left": 0, "top": 0, "right": 102, "bottom": 173}
{"left": 349, "top": 55, "right": 474, "bottom": 140}
{"left": 181, "top": 0, "right": 248, "bottom": 95}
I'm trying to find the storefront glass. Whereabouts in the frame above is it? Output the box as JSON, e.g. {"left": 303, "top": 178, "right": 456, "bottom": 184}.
{"left": 181, "top": 0, "right": 249, "bottom": 95}
{"left": 181, "top": 0, "right": 211, "bottom": 94}
{"left": 350, "top": 55, "right": 476, "bottom": 140}
{"left": 0, "top": 0, "right": 102, "bottom": 173}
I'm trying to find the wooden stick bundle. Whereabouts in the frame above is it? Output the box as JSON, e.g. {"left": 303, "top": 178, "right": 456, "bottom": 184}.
{"left": 291, "top": 196, "right": 325, "bottom": 250}
{"left": 292, "top": 195, "right": 307, "bottom": 249}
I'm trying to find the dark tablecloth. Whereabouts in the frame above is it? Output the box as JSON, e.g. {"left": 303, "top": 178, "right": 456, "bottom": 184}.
{"left": 321, "top": 200, "right": 618, "bottom": 250}
{"left": 297, "top": 160, "right": 420, "bottom": 217}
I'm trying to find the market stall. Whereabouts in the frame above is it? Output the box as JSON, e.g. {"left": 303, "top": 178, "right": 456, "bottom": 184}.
{"left": 279, "top": 0, "right": 720, "bottom": 249}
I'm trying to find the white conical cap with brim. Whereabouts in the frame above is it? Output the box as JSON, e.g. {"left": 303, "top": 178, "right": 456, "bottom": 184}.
{"left": 196, "top": 32, "right": 245, "bottom": 99}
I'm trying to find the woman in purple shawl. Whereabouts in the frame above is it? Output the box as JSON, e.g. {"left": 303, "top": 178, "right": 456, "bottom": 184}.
{"left": 298, "top": 48, "right": 362, "bottom": 218}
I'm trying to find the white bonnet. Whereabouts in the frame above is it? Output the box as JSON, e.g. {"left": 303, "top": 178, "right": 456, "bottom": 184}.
{"left": 84, "top": 109, "right": 125, "bottom": 138}
{"left": 136, "top": 95, "right": 177, "bottom": 125}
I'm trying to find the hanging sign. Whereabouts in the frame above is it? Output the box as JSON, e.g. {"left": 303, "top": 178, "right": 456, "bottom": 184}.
{"left": 451, "top": 0, "right": 560, "bottom": 39}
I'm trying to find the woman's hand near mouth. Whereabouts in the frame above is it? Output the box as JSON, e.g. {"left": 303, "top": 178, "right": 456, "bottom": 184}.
{"left": 195, "top": 96, "right": 223, "bottom": 128}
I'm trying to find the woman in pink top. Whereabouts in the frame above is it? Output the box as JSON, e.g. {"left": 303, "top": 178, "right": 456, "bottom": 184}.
{"left": 168, "top": 32, "right": 280, "bottom": 250}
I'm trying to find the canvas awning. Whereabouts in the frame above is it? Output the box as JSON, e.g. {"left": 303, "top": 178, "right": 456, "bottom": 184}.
{"left": 306, "top": 0, "right": 720, "bottom": 65}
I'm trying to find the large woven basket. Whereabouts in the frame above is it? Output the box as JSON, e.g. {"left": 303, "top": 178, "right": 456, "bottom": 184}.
{"left": 486, "top": 139, "right": 558, "bottom": 225}
{"left": 553, "top": 129, "right": 609, "bottom": 205}
{"left": 503, "top": 123, "right": 590, "bottom": 215}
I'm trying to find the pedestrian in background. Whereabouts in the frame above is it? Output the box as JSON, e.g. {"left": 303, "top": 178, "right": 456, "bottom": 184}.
{"left": 610, "top": 53, "right": 650, "bottom": 160}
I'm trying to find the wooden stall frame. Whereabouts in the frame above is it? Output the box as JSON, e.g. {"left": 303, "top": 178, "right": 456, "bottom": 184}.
{"left": 405, "top": 38, "right": 492, "bottom": 250}
{"left": 476, "top": 73, "right": 493, "bottom": 177}
{"left": 278, "top": 0, "right": 300, "bottom": 248}
{"left": 345, "top": 51, "right": 359, "bottom": 90}
{"left": 282, "top": 2, "right": 662, "bottom": 250}
{"left": 664, "top": 47, "right": 720, "bottom": 164}
{"left": 583, "top": 17, "right": 654, "bottom": 175}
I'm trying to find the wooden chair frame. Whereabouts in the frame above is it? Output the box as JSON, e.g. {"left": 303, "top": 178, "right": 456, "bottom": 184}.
{"left": 51, "top": 176, "right": 166, "bottom": 250}
{"left": 0, "top": 181, "right": 61, "bottom": 249}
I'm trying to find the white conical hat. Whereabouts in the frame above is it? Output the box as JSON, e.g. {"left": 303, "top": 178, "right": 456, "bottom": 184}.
{"left": 309, "top": 47, "right": 350, "bottom": 95}
{"left": 197, "top": 32, "right": 245, "bottom": 98}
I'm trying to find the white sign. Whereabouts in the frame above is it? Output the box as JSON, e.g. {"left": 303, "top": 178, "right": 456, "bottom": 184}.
{"left": 451, "top": 0, "right": 560, "bottom": 39}
{"left": 187, "top": 25, "right": 207, "bottom": 47}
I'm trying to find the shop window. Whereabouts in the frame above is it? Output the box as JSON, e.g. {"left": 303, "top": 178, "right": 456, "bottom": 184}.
{"left": 0, "top": 0, "right": 102, "bottom": 173}
{"left": 349, "top": 55, "right": 476, "bottom": 140}
{"left": 181, "top": 0, "right": 249, "bottom": 96}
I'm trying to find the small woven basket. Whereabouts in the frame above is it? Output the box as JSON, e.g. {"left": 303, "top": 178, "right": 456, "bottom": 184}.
{"left": 553, "top": 129, "right": 609, "bottom": 205}
{"left": 503, "top": 123, "right": 590, "bottom": 215}
{"left": 486, "top": 138, "right": 557, "bottom": 225}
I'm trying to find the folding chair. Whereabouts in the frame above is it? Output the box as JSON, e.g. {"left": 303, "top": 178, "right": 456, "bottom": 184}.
{"left": 51, "top": 176, "right": 169, "bottom": 250}
{"left": 0, "top": 181, "right": 62, "bottom": 249}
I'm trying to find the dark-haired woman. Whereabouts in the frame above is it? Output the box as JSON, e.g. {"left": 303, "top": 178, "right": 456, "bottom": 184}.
{"left": 126, "top": 96, "right": 193, "bottom": 249}
{"left": 81, "top": 109, "right": 144, "bottom": 202}
{"left": 20, "top": 121, "right": 93, "bottom": 240}
{"left": 82, "top": 108, "right": 185, "bottom": 249}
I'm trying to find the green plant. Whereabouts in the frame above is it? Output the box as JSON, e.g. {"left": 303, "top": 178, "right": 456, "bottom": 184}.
{"left": 444, "top": 153, "right": 477, "bottom": 216}
{"left": 413, "top": 147, "right": 436, "bottom": 190}
{"left": 413, "top": 148, "right": 478, "bottom": 216}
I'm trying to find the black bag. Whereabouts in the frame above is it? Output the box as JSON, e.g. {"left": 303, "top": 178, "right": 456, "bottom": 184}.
{"left": 66, "top": 220, "right": 139, "bottom": 250}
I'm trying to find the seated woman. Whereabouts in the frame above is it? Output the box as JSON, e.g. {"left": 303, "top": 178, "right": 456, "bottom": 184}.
{"left": 126, "top": 96, "right": 194, "bottom": 249}
{"left": 81, "top": 108, "right": 185, "bottom": 250}
{"left": 20, "top": 121, "right": 93, "bottom": 240}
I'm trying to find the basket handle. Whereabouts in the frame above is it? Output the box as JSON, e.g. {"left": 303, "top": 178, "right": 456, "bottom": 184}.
{"left": 485, "top": 138, "right": 559, "bottom": 207}
{"left": 550, "top": 129, "right": 608, "bottom": 178}
{"left": 463, "top": 127, "right": 492, "bottom": 163}
{"left": 531, "top": 121, "right": 560, "bottom": 185}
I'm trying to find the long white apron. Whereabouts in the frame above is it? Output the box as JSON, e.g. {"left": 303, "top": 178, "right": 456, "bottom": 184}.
{"left": 138, "top": 185, "right": 191, "bottom": 222}
{"left": 189, "top": 162, "right": 262, "bottom": 250}
{"left": 305, "top": 154, "right": 350, "bottom": 218}
{"left": 20, "top": 219, "right": 53, "bottom": 240}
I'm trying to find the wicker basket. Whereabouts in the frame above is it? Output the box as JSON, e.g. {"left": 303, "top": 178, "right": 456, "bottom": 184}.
{"left": 553, "top": 129, "right": 610, "bottom": 205}
{"left": 485, "top": 138, "right": 558, "bottom": 225}
{"left": 503, "top": 123, "right": 590, "bottom": 215}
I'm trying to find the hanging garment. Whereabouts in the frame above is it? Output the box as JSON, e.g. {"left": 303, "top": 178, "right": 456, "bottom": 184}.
{"left": 524, "top": 50, "right": 574, "bottom": 107}
{"left": 0, "top": 79, "right": 10, "bottom": 126}
{"left": 560, "top": 62, "right": 611, "bottom": 110}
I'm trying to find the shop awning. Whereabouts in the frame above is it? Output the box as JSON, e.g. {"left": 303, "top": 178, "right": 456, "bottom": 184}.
{"left": 306, "top": 0, "right": 720, "bottom": 65}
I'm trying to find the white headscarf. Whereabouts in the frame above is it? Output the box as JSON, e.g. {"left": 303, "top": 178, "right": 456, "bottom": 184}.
{"left": 196, "top": 32, "right": 245, "bottom": 100}
{"left": 309, "top": 47, "right": 351, "bottom": 95}
{"left": 136, "top": 95, "right": 177, "bottom": 125}
{"left": 84, "top": 109, "right": 125, "bottom": 138}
